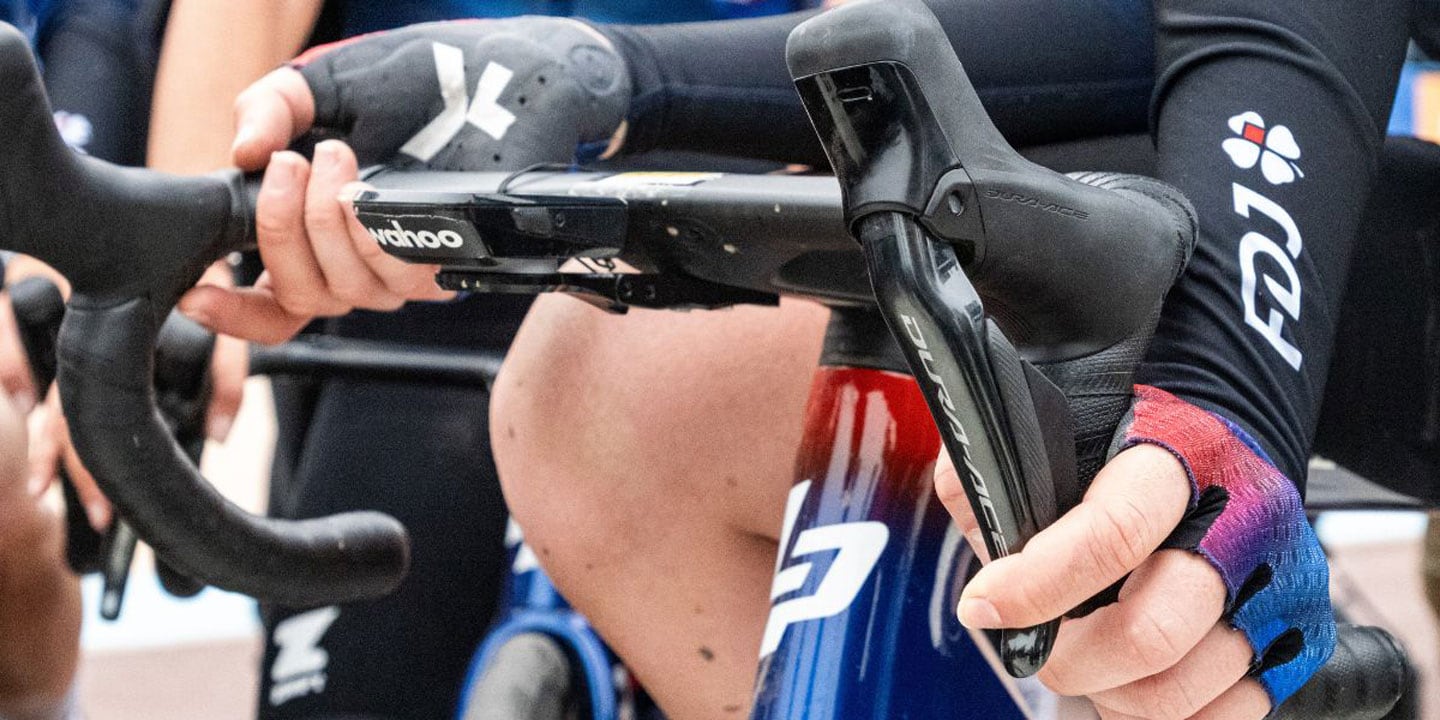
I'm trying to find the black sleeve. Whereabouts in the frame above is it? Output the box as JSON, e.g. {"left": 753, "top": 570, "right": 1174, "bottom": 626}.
{"left": 598, "top": 0, "right": 1153, "bottom": 165}
{"left": 601, "top": 0, "right": 1413, "bottom": 491}
{"left": 1137, "top": 0, "right": 1410, "bottom": 486}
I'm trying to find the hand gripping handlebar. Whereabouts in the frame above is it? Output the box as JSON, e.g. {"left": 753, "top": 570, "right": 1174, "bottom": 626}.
{"left": 787, "top": 0, "right": 1193, "bottom": 676}
{"left": 0, "top": 23, "right": 408, "bottom": 606}
{"left": 785, "top": 2, "right": 1409, "bottom": 716}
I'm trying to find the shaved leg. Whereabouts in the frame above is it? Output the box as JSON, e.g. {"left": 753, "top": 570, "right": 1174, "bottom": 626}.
{"left": 492, "top": 295, "right": 828, "bottom": 719}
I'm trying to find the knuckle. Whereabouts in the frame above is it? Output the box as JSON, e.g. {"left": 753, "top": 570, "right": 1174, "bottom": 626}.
{"left": 1036, "top": 667, "right": 1083, "bottom": 697}
{"left": 303, "top": 200, "right": 342, "bottom": 233}
{"left": 275, "top": 293, "right": 318, "bottom": 317}
{"left": 1003, "top": 571, "right": 1063, "bottom": 624}
{"left": 327, "top": 279, "right": 367, "bottom": 305}
{"left": 1123, "top": 603, "right": 1188, "bottom": 673}
{"left": 1151, "top": 674, "right": 1208, "bottom": 720}
{"left": 1086, "top": 497, "right": 1154, "bottom": 578}
{"left": 254, "top": 211, "right": 298, "bottom": 241}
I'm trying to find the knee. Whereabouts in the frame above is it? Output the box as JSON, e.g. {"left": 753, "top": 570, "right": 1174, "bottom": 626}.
{"left": 490, "top": 296, "right": 829, "bottom": 548}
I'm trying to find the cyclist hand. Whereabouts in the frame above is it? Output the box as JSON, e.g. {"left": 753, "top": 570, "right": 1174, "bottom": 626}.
{"left": 0, "top": 258, "right": 110, "bottom": 531}
{"left": 28, "top": 387, "right": 109, "bottom": 532}
{"left": 0, "top": 292, "right": 36, "bottom": 416}
{"left": 180, "top": 141, "right": 445, "bottom": 345}
{"left": 183, "top": 17, "right": 630, "bottom": 342}
{"left": 936, "top": 386, "right": 1332, "bottom": 719}
{"left": 193, "top": 261, "right": 248, "bottom": 441}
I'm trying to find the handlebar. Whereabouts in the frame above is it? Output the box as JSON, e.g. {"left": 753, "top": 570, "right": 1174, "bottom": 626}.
{"left": 0, "top": 22, "right": 408, "bottom": 606}
{"left": 0, "top": 5, "right": 1410, "bottom": 713}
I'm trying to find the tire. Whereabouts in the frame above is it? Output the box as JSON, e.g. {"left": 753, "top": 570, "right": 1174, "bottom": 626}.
{"left": 459, "top": 632, "right": 584, "bottom": 720}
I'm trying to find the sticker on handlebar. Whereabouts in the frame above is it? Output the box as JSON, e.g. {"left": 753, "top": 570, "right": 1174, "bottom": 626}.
{"left": 589, "top": 172, "right": 724, "bottom": 187}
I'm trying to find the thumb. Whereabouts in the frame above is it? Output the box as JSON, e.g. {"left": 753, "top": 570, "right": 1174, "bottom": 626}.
{"left": 933, "top": 450, "right": 989, "bottom": 563}
{"left": 232, "top": 67, "right": 317, "bottom": 170}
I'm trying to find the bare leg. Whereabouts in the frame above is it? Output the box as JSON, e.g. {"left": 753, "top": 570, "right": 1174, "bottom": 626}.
{"left": 0, "top": 396, "right": 81, "bottom": 720}
{"left": 492, "top": 295, "right": 829, "bottom": 719}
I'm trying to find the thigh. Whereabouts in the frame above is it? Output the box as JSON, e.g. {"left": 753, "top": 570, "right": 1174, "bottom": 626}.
{"left": 491, "top": 295, "right": 828, "bottom": 719}
{"left": 37, "top": 0, "right": 153, "bottom": 165}
{"left": 494, "top": 294, "right": 830, "bottom": 542}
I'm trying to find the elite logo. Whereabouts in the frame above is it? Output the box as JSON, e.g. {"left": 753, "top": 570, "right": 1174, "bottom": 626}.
{"left": 400, "top": 42, "right": 518, "bottom": 162}
{"left": 760, "top": 481, "right": 888, "bottom": 658}
{"left": 368, "top": 219, "right": 466, "bottom": 249}
{"left": 1223, "top": 111, "right": 1307, "bottom": 371}
{"left": 1223, "top": 111, "right": 1304, "bottom": 186}
{"left": 269, "top": 606, "right": 340, "bottom": 706}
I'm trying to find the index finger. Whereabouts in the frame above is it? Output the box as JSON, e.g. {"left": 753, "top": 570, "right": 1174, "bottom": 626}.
{"left": 958, "top": 444, "right": 1191, "bottom": 629}
{"left": 178, "top": 280, "right": 310, "bottom": 346}
{"left": 232, "top": 67, "right": 316, "bottom": 170}
{"left": 0, "top": 293, "right": 37, "bottom": 413}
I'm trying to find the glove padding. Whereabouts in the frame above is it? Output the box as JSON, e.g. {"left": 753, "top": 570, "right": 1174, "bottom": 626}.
{"left": 1112, "top": 384, "right": 1335, "bottom": 706}
{"left": 291, "top": 17, "right": 631, "bottom": 169}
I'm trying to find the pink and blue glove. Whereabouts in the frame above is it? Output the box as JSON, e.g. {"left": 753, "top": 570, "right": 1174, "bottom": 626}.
{"left": 1112, "top": 385, "right": 1335, "bottom": 706}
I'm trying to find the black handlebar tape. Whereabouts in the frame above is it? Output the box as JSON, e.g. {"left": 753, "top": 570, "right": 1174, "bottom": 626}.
{"left": 8, "top": 276, "right": 66, "bottom": 389}
{"left": 0, "top": 23, "right": 409, "bottom": 605}
{"left": 1273, "top": 624, "right": 1409, "bottom": 720}
{"left": 249, "top": 337, "right": 503, "bottom": 387}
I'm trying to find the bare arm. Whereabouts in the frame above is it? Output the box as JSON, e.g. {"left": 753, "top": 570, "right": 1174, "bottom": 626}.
{"left": 145, "top": 0, "right": 324, "bottom": 440}
{"left": 147, "top": 0, "right": 323, "bottom": 173}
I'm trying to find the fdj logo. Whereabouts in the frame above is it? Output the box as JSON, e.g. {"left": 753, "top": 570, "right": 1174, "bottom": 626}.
{"left": 1222, "top": 111, "right": 1307, "bottom": 371}
{"left": 759, "top": 481, "right": 888, "bottom": 657}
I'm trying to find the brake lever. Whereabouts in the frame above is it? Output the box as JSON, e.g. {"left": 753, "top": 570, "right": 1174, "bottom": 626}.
{"left": 788, "top": 0, "right": 1069, "bottom": 676}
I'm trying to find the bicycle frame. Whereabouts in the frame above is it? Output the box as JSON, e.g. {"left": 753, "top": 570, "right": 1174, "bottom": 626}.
{"left": 460, "top": 524, "right": 628, "bottom": 720}
{"left": 751, "top": 315, "right": 1026, "bottom": 720}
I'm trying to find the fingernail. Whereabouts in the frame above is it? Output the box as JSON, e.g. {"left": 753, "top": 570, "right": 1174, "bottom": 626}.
{"left": 209, "top": 414, "right": 234, "bottom": 442}
{"left": 86, "top": 501, "right": 111, "bottom": 532}
{"left": 11, "top": 389, "right": 35, "bottom": 415}
{"left": 231, "top": 126, "right": 255, "bottom": 155}
{"left": 313, "top": 141, "right": 333, "bottom": 166}
{"left": 268, "top": 152, "right": 297, "bottom": 181}
{"left": 957, "top": 598, "right": 1002, "bottom": 629}
{"left": 964, "top": 527, "right": 991, "bottom": 564}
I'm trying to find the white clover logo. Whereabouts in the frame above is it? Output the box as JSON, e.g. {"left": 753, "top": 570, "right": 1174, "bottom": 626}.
{"left": 1222, "top": 111, "right": 1304, "bottom": 185}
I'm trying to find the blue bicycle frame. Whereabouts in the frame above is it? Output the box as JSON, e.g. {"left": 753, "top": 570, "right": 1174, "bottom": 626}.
{"left": 751, "top": 364, "right": 1026, "bottom": 719}
{"left": 457, "top": 521, "right": 630, "bottom": 720}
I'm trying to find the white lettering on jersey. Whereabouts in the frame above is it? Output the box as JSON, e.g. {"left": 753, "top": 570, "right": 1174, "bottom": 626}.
{"left": 1232, "top": 183, "right": 1304, "bottom": 370}
{"left": 269, "top": 606, "right": 340, "bottom": 706}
